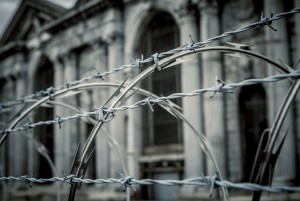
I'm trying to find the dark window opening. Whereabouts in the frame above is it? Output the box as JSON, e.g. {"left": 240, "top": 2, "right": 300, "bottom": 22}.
{"left": 239, "top": 84, "right": 267, "bottom": 182}
{"left": 34, "top": 56, "right": 54, "bottom": 179}
{"left": 86, "top": 122, "right": 96, "bottom": 179}
{"left": 139, "top": 12, "right": 182, "bottom": 154}
{"left": 86, "top": 90, "right": 96, "bottom": 179}
{"left": 0, "top": 79, "right": 9, "bottom": 176}
{"left": 0, "top": 78, "right": 6, "bottom": 101}
{"left": 137, "top": 11, "right": 182, "bottom": 201}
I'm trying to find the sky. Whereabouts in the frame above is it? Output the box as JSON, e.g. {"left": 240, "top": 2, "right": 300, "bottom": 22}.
{"left": 0, "top": 0, "right": 76, "bottom": 38}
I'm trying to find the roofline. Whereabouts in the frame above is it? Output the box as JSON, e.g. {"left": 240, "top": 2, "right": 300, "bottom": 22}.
{"left": 0, "top": 0, "right": 122, "bottom": 57}
{"left": 40, "top": 0, "right": 107, "bottom": 34}
{"left": 27, "top": 0, "right": 66, "bottom": 16}
{"left": 0, "top": 0, "right": 66, "bottom": 46}
{"left": 0, "top": 1, "right": 26, "bottom": 45}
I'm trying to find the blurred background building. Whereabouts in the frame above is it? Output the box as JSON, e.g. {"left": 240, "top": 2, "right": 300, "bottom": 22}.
{"left": 0, "top": 0, "right": 300, "bottom": 200}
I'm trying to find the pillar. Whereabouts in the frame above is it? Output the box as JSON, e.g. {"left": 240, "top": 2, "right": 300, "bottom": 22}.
{"left": 63, "top": 52, "right": 78, "bottom": 171}
{"left": 178, "top": 3, "right": 203, "bottom": 179}
{"left": 124, "top": 27, "right": 142, "bottom": 180}
{"left": 264, "top": 0, "right": 296, "bottom": 184}
{"left": 93, "top": 43, "right": 110, "bottom": 179}
{"left": 53, "top": 52, "right": 65, "bottom": 173}
{"left": 107, "top": 8, "right": 126, "bottom": 178}
{"left": 27, "top": 49, "right": 42, "bottom": 175}
{"left": 126, "top": 83, "right": 141, "bottom": 179}
{"left": 200, "top": 0, "right": 227, "bottom": 177}
{"left": 7, "top": 76, "right": 20, "bottom": 176}
{"left": 11, "top": 56, "right": 28, "bottom": 176}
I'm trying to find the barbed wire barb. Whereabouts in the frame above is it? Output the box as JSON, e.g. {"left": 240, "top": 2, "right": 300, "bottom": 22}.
{"left": 259, "top": 12, "right": 277, "bottom": 31}
{"left": 1, "top": 70, "right": 299, "bottom": 135}
{"left": 1, "top": 8, "right": 300, "bottom": 201}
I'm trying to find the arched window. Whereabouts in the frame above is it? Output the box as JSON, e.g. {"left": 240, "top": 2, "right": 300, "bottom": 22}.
{"left": 34, "top": 56, "right": 54, "bottom": 178}
{"left": 239, "top": 84, "right": 267, "bottom": 181}
{"left": 139, "top": 12, "right": 182, "bottom": 155}
{"left": 137, "top": 12, "right": 182, "bottom": 200}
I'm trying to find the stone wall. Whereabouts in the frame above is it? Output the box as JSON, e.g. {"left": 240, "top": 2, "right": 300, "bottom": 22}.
{"left": 0, "top": 0, "right": 299, "bottom": 200}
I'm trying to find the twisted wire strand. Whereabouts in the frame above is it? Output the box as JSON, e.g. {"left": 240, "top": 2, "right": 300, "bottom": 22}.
{"left": 193, "top": 8, "right": 300, "bottom": 47}
{"left": 0, "top": 8, "right": 299, "bottom": 110}
{"left": 0, "top": 64, "right": 134, "bottom": 110}
{"left": 1, "top": 175, "right": 300, "bottom": 194}
{"left": 1, "top": 70, "right": 299, "bottom": 134}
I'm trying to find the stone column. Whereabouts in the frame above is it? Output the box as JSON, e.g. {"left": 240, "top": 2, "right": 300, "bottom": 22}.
{"left": 108, "top": 36, "right": 126, "bottom": 177}
{"left": 52, "top": 51, "right": 78, "bottom": 173}
{"left": 63, "top": 52, "right": 78, "bottom": 171}
{"left": 93, "top": 44, "right": 111, "bottom": 178}
{"left": 11, "top": 56, "right": 28, "bottom": 176}
{"left": 27, "top": 49, "right": 42, "bottom": 174}
{"left": 126, "top": 70, "right": 141, "bottom": 179}
{"left": 52, "top": 52, "right": 65, "bottom": 173}
{"left": 178, "top": 4, "right": 203, "bottom": 179}
{"left": 7, "top": 76, "right": 20, "bottom": 176}
{"left": 200, "top": 1, "right": 227, "bottom": 177}
{"left": 124, "top": 39, "right": 142, "bottom": 179}
{"left": 264, "top": 0, "right": 296, "bottom": 184}
{"left": 107, "top": 8, "right": 126, "bottom": 178}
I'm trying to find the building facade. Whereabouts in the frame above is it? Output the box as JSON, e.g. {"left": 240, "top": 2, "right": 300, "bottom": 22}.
{"left": 0, "top": 0, "right": 300, "bottom": 200}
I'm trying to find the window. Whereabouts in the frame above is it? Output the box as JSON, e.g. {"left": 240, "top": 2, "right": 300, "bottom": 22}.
{"left": 239, "top": 84, "right": 267, "bottom": 181}
{"left": 0, "top": 78, "right": 6, "bottom": 101}
{"left": 139, "top": 12, "right": 182, "bottom": 155}
{"left": 0, "top": 78, "right": 8, "bottom": 176}
{"left": 34, "top": 56, "right": 54, "bottom": 178}
{"left": 137, "top": 11, "right": 183, "bottom": 200}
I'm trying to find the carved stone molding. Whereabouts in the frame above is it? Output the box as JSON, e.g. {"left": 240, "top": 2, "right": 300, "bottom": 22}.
{"left": 175, "top": 0, "right": 199, "bottom": 18}
{"left": 198, "top": 0, "right": 219, "bottom": 15}
{"left": 54, "top": 51, "right": 74, "bottom": 65}
{"left": 88, "top": 37, "right": 108, "bottom": 50}
{"left": 105, "top": 31, "right": 123, "bottom": 45}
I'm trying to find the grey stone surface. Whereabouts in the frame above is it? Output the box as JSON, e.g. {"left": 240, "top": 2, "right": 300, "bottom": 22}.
{"left": 0, "top": 0, "right": 299, "bottom": 200}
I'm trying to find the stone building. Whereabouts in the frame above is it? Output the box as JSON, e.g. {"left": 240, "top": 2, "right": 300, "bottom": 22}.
{"left": 0, "top": 0, "right": 300, "bottom": 200}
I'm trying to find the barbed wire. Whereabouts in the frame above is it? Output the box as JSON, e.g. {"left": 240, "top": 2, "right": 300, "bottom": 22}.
{"left": 0, "top": 64, "right": 133, "bottom": 110}
{"left": 1, "top": 174, "right": 300, "bottom": 195}
{"left": 0, "top": 8, "right": 299, "bottom": 201}
{"left": 1, "top": 70, "right": 299, "bottom": 135}
{"left": 0, "top": 8, "right": 299, "bottom": 111}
